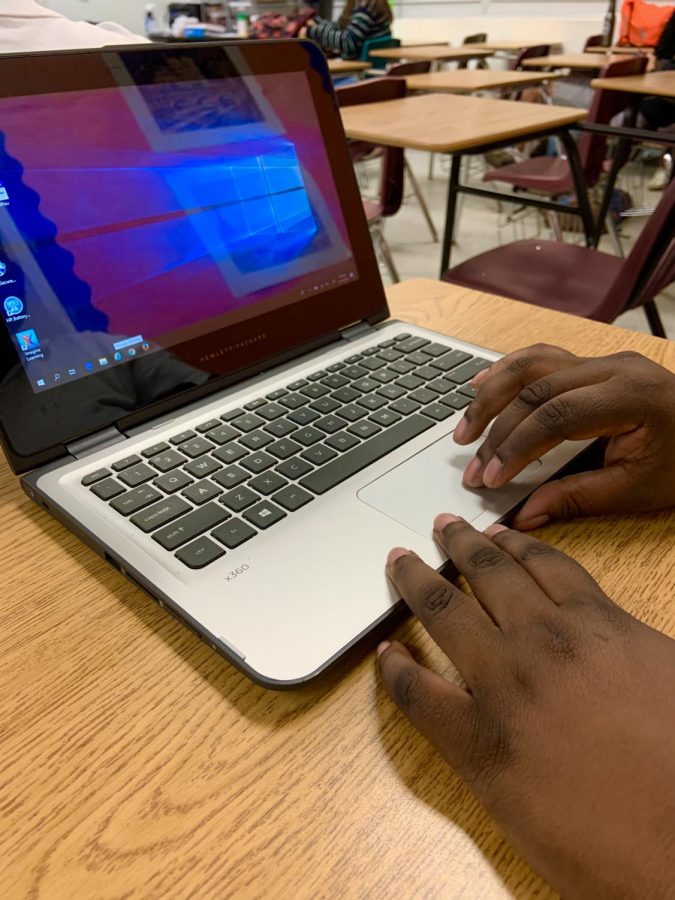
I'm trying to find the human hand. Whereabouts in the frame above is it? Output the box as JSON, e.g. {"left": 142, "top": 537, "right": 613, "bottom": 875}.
{"left": 379, "top": 515, "right": 675, "bottom": 899}
{"left": 453, "top": 344, "right": 675, "bottom": 529}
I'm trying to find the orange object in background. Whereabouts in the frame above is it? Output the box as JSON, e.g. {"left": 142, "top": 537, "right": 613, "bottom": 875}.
{"left": 619, "top": 0, "right": 675, "bottom": 46}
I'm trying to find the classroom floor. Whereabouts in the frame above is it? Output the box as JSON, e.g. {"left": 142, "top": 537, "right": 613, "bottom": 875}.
{"left": 366, "top": 149, "right": 675, "bottom": 339}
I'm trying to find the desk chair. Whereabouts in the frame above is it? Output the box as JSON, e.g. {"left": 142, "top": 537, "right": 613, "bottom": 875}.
{"left": 458, "top": 33, "right": 488, "bottom": 70}
{"left": 584, "top": 34, "right": 606, "bottom": 50}
{"left": 360, "top": 36, "right": 400, "bottom": 71}
{"left": 336, "top": 77, "right": 407, "bottom": 281}
{"left": 484, "top": 55, "right": 648, "bottom": 245}
{"left": 441, "top": 173, "right": 674, "bottom": 337}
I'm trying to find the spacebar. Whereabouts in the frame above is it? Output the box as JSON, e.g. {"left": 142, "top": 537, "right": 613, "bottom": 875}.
{"left": 300, "top": 415, "right": 434, "bottom": 495}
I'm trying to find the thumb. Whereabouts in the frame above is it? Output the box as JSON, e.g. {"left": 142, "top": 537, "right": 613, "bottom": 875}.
{"left": 512, "top": 466, "right": 636, "bottom": 530}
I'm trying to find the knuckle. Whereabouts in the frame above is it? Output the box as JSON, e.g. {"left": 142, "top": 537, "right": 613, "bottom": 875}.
{"left": 464, "top": 713, "right": 514, "bottom": 790}
{"left": 418, "top": 579, "right": 458, "bottom": 619}
{"left": 535, "top": 395, "right": 575, "bottom": 433}
{"left": 556, "top": 491, "right": 590, "bottom": 520}
{"left": 506, "top": 354, "right": 535, "bottom": 377}
{"left": 517, "top": 540, "right": 559, "bottom": 563}
{"left": 467, "top": 546, "right": 508, "bottom": 572}
{"left": 535, "top": 616, "right": 578, "bottom": 662}
{"left": 392, "top": 665, "right": 421, "bottom": 710}
{"left": 516, "top": 379, "right": 552, "bottom": 410}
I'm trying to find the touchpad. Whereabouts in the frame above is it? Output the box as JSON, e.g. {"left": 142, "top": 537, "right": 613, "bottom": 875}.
{"left": 357, "top": 433, "right": 545, "bottom": 538}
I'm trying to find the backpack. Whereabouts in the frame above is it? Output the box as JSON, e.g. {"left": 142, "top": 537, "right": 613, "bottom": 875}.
{"left": 618, "top": 0, "right": 675, "bottom": 46}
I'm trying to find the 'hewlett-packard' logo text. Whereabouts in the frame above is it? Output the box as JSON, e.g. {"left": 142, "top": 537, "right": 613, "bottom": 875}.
{"left": 199, "top": 333, "right": 267, "bottom": 362}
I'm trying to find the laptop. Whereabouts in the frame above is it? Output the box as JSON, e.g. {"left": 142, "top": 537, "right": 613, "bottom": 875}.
{"left": 0, "top": 41, "right": 587, "bottom": 688}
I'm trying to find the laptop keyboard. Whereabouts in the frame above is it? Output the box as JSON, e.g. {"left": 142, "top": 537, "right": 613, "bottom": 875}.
{"left": 81, "top": 334, "right": 490, "bottom": 570}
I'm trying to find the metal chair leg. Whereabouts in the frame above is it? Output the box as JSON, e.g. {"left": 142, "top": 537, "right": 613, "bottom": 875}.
{"left": 606, "top": 215, "right": 625, "bottom": 257}
{"left": 428, "top": 152, "right": 435, "bottom": 180}
{"left": 404, "top": 156, "right": 438, "bottom": 243}
{"left": 375, "top": 227, "right": 400, "bottom": 283}
{"left": 546, "top": 210, "right": 563, "bottom": 241}
{"left": 643, "top": 300, "right": 667, "bottom": 338}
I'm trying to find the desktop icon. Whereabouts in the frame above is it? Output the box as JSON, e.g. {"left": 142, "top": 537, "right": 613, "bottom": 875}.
{"left": 0, "top": 184, "right": 8, "bottom": 202}
{"left": 141, "top": 342, "right": 149, "bottom": 351}
{"left": 98, "top": 357, "right": 109, "bottom": 367}
{"left": 0, "top": 263, "right": 7, "bottom": 278}
{"left": 16, "top": 329, "right": 39, "bottom": 352}
{"left": 4, "top": 296, "right": 23, "bottom": 318}
{"left": 36, "top": 378, "right": 45, "bottom": 387}
{"left": 127, "top": 348, "right": 136, "bottom": 357}
{"left": 84, "top": 361, "right": 94, "bottom": 371}
{"left": 53, "top": 373, "right": 61, "bottom": 382}
{"left": 68, "top": 368, "right": 77, "bottom": 377}
{"left": 114, "top": 351, "right": 123, "bottom": 362}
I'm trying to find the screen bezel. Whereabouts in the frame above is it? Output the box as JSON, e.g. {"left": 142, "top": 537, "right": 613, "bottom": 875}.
{"left": 0, "top": 40, "right": 390, "bottom": 474}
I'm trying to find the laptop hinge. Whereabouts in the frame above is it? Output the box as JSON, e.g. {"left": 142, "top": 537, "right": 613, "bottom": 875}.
{"left": 66, "top": 425, "right": 127, "bottom": 460}
{"left": 339, "top": 321, "right": 376, "bottom": 342}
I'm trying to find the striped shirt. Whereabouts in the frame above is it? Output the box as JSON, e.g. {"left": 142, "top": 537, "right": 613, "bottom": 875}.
{"left": 306, "top": 1, "right": 391, "bottom": 60}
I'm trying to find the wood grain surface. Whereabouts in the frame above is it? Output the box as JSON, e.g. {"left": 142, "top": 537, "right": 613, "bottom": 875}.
{"left": 327, "top": 59, "right": 371, "bottom": 75}
{"left": 368, "top": 46, "right": 494, "bottom": 62}
{"left": 404, "top": 70, "right": 562, "bottom": 94}
{"left": 521, "top": 53, "right": 619, "bottom": 71}
{"left": 1, "top": 280, "right": 673, "bottom": 899}
{"left": 590, "top": 70, "right": 675, "bottom": 98}
{"left": 340, "top": 94, "right": 587, "bottom": 154}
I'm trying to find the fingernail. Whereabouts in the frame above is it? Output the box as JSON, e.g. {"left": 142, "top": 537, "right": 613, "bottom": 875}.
{"left": 470, "top": 368, "right": 490, "bottom": 387}
{"left": 463, "top": 456, "right": 483, "bottom": 487}
{"left": 376, "top": 640, "right": 391, "bottom": 657}
{"left": 453, "top": 417, "right": 470, "bottom": 443}
{"left": 386, "top": 546, "right": 411, "bottom": 570}
{"left": 482, "top": 456, "right": 504, "bottom": 487}
{"left": 484, "top": 523, "right": 509, "bottom": 537}
{"left": 433, "top": 512, "right": 463, "bottom": 534}
{"left": 514, "top": 514, "right": 550, "bottom": 531}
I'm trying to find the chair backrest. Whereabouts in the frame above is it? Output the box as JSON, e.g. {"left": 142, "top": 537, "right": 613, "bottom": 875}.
{"left": 512, "top": 44, "right": 550, "bottom": 70}
{"left": 462, "top": 32, "right": 487, "bottom": 44}
{"left": 598, "top": 177, "right": 675, "bottom": 319}
{"left": 577, "top": 54, "right": 648, "bottom": 186}
{"left": 584, "top": 33, "right": 606, "bottom": 50}
{"left": 385, "top": 60, "right": 431, "bottom": 77}
{"left": 360, "top": 35, "right": 400, "bottom": 70}
{"left": 335, "top": 77, "right": 406, "bottom": 217}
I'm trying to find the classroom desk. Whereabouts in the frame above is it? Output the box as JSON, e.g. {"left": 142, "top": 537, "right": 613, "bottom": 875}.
{"left": 590, "top": 70, "right": 675, "bottom": 99}
{"left": 340, "top": 93, "right": 589, "bottom": 273}
{"left": 471, "top": 40, "right": 564, "bottom": 53}
{"left": 2, "top": 279, "right": 674, "bottom": 899}
{"left": 369, "top": 45, "right": 494, "bottom": 64}
{"left": 405, "top": 69, "right": 563, "bottom": 94}
{"left": 522, "top": 52, "right": 617, "bottom": 72}
{"left": 327, "top": 58, "right": 371, "bottom": 76}
{"left": 584, "top": 44, "right": 648, "bottom": 54}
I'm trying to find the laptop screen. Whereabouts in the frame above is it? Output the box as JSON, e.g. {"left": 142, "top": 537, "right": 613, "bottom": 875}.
{"left": 0, "top": 43, "right": 388, "bottom": 472}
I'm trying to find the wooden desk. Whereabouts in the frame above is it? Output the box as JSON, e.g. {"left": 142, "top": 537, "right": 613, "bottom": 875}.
{"left": 327, "top": 59, "right": 371, "bottom": 76}
{"left": 340, "top": 93, "right": 589, "bottom": 271}
{"left": 369, "top": 45, "right": 494, "bottom": 63}
{"left": 2, "top": 279, "right": 673, "bottom": 899}
{"left": 405, "top": 69, "right": 563, "bottom": 94}
{"left": 471, "top": 40, "right": 564, "bottom": 53}
{"left": 584, "top": 44, "right": 648, "bottom": 55}
{"left": 590, "top": 70, "right": 675, "bottom": 98}
{"left": 522, "top": 52, "right": 616, "bottom": 71}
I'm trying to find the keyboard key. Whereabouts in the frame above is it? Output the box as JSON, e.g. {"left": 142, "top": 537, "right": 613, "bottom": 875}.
{"left": 141, "top": 443, "right": 170, "bottom": 459}
{"left": 287, "top": 379, "right": 308, "bottom": 390}
{"left": 111, "top": 454, "right": 142, "bottom": 472}
{"left": 371, "top": 368, "right": 399, "bottom": 384}
{"left": 405, "top": 350, "right": 432, "bottom": 366}
{"left": 427, "top": 378, "right": 454, "bottom": 395}
{"left": 244, "top": 398, "right": 266, "bottom": 410}
{"left": 332, "top": 386, "right": 360, "bottom": 403}
{"left": 310, "top": 396, "right": 340, "bottom": 414}
{"left": 212, "top": 465, "right": 249, "bottom": 489}
{"left": 222, "top": 407, "right": 245, "bottom": 422}
{"left": 90, "top": 478, "right": 125, "bottom": 501}
{"left": 421, "top": 403, "right": 455, "bottom": 422}
{"left": 397, "top": 336, "right": 429, "bottom": 353}
{"left": 326, "top": 431, "right": 360, "bottom": 452}
{"left": 205, "top": 424, "right": 239, "bottom": 445}
{"left": 393, "top": 332, "right": 411, "bottom": 342}
{"left": 348, "top": 420, "right": 381, "bottom": 439}
{"left": 130, "top": 496, "right": 191, "bottom": 533}
{"left": 300, "top": 415, "right": 434, "bottom": 495}
{"left": 175, "top": 536, "right": 225, "bottom": 569}
{"left": 184, "top": 455, "right": 221, "bottom": 478}
{"left": 196, "top": 419, "right": 221, "bottom": 433}
{"left": 344, "top": 363, "right": 372, "bottom": 380}
{"left": 457, "top": 385, "right": 478, "bottom": 400}
{"left": 441, "top": 392, "right": 472, "bottom": 410}
{"left": 248, "top": 471, "right": 288, "bottom": 495}
{"left": 288, "top": 407, "right": 320, "bottom": 426}
{"left": 389, "top": 360, "right": 416, "bottom": 375}
{"left": 221, "top": 486, "right": 260, "bottom": 512}
{"left": 294, "top": 426, "right": 324, "bottom": 446}
{"left": 81, "top": 467, "right": 111, "bottom": 487}
{"left": 212, "top": 518, "right": 257, "bottom": 550}
{"left": 430, "top": 350, "right": 472, "bottom": 372}
{"left": 389, "top": 398, "right": 421, "bottom": 416}
{"left": 232, "top": 413, "right": 264, "bottom": 433}
{"left": 154, "top": 470, "right": 194, "bottom": 493}
{"left": 272, "top": 485, "right": 313, "bottom": 512}
{"left": 213, "top": 443, "right": 247, "bottom": 464}
{"left": 300, "top": 383, "right": 329, "bottom": 399}
{"left": 266, "top": 388, "right": 288, "bottom": 401}
{"left": 118, "top": 463, "right": 156, "bottom": 488}
{"left": 149, "top": 449, "right": 188, "bottom": 472}
{"left": 301, "top": 444, "right": 338, "bottom": 465}
{"left": 263, "top": 418, "right": 298, "bottom": 437}
{"left": 239, "top": 430, "right": 273, "bottom": 450}
{"left": 279, "top": 393, "right": 308, "bottom": 410}
{"left": 376, "top": 348, "right": 404, "bottom": 362}
{"left": 321, "top": 374, "right": 349, "bottom": 389}
{"left": 153, "top": 502, "right": 229, "bottom": 550}
{"left": 377, "top": 384, "right": 406, "bottom": 401}
{"left": 243, "top": 501, "right": 286, "bottom": 530}
{"left": 351, "top": 377, "right": 379, "bottom": 393}
{"left": 345, "top": 354, "right": 363, "bottom": 364}
{"left": 369, "top": 408, "right": 402, "bottom": 427}
{"left": 257, "top": 402, "right": 286, "bottom": 421}
{"left": 415, "top": 366, "right": 440, "bottom": 381}
{"left": 326, "top": 362, "right": 346, "bottom": 372}
{"left": 276, "top": 456, "right": 313, "bottom": 480}
{"left": 111, "top": 484, "right": 163, "bottom": 516}
{"left": 170, "top": 430, "right": 196, "bottom": 446}
{"left": 240, "top": 452, "right": 275, "bottom": 474}
{"left": 182, "top": 481, "right": 223, "bottom": 505}
{"left": 339, "top": 404, "right": 367, "bottom": 422}
{"left": 422, "top": 342, "right": 454, "bottom": 358}
{"left": 357, "top": 394, "right": 388, "bottom": 411}
{"left": 446, "top": 358, "right": 492, "bottom": 384}
{"left": 377, "top": 338, "right": 396, "bottom": 349}
{"left": 361, "top": 347, "right": 380, "bottom": 356}
{"left": 315, "top": 415, "right": 347, "bottom": 434}
{"left": 267, "top": 438, "right": 302, "bottom": 460}
{"left": 360, "top": 357, "right": 386, "bottom": 371}
{"left": 410, "top": 387, "right": 438, "bottom": 405}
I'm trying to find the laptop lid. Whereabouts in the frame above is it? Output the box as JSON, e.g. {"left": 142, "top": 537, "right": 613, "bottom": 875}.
{"left": 0, "top": 40, "right": 389, "bottom": 474}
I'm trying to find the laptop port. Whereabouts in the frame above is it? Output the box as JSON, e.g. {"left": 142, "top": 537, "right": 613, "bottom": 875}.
{"left": 104, "top": 552, "right": 121, "bottom": 571}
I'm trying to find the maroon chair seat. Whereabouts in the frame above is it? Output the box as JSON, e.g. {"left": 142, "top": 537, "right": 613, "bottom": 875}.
{"left": 442, "top": 177, "right": 675, "bottom": 336}
{"left": 483, "top": 156, "right": 574, "bottom": 194}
